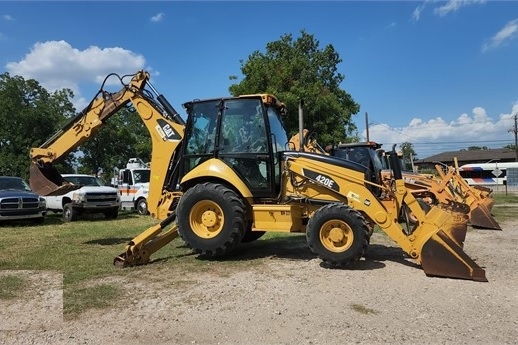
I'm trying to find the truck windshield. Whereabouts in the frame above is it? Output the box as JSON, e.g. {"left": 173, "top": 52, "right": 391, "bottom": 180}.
{"left": 64, "top": 176, "right": 104, "bottom": 186}
{"left": 133, "top": 169, "right": 150, "bottom": 184}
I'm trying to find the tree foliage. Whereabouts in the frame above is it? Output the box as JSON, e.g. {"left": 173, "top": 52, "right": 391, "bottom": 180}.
{"left": 461, "top": 146, "right": 489, "bottom": 151}
{"left": 0, "top": 73, "right": 75, "bottom": 180}
{"left": 77, "top": 107, "right": 151, "bottom": 183}
{"left": 399, "top": 141, "right": 417, "bottom": 170}
{"left": 229, "top": 30, "right": 360, "bottom": 145}
{"left": 0, "top": 72, "right": 153, "bottom": 184}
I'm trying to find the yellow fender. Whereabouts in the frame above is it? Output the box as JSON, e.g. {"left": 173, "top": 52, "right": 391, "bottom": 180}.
{"left": 181, "top": 158, "right": 253, "bottom": 198}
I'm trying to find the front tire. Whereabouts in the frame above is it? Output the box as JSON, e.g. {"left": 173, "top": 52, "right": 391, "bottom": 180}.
{"left": 177, "top": 182, "right": 246, "bottom": 258}
{"left": 63, "top": 203, "right": 78, "bottom": 222}
{"left": 104, "top": 207, "right": 119, "bottom": 220}
{"left": 306, "top": 203, "right": 369, "bottom": 267}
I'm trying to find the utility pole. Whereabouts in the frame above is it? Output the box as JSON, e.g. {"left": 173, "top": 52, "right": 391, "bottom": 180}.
{"left": 510, "top": 114, "right": 518, "bottom": 162}
{"left": 365, "top": 112, "right": 369, "bottom": 142}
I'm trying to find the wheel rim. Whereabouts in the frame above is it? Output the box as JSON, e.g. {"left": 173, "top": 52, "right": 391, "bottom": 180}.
{"left": 319, "top": 219, "right": 354, "bottom": 253}
{"left": 138, "top": 201, "right": 147, "bottom": 214}
{"left": 189, "top": 200, "right": 224, "bottom": 239}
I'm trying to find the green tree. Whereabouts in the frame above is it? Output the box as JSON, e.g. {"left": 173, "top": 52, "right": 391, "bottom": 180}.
{"left": 463, "top": 146, "right": 489, "bottom": 151}
{"left": 77, "top": 107, "right": 151, "bottom": 183}
{"left": 0, "top": 73, "right": 75, "bottom": 180}
{"left": 399, "top": 142, "right": 417, "bottom": 171}
{"left": 229, "top": 30, "right": 360, "bottom": 145}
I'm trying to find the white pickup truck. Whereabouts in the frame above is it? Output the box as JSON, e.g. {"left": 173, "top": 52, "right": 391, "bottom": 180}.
{"left": 44, "top": 174, "right": 121, "bottom": 222}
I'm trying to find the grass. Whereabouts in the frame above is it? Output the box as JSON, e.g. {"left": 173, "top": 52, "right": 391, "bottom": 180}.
{"left": 492, "top": 192, "right": 518, "bottom": 204}
{"left": 0, "top": 211, "right": 195, "bottom": 317}
{"left": 490, "top": 192, "right": 518, "bottom": 221}
{"left": 0, "top": 211, "right": 305, "bottom": 317}
{"left": 0, "top": 274, "right": 27, "bottom": 299}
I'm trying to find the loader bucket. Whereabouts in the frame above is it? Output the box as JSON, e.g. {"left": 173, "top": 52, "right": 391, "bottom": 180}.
{"left": 470, "top": 204, "right": 501, "bottom": 230}
{"left": 29, "top": 162, "right": 80, "bottom": 196}
{"left": 478, "top": 194, "right": 495, "bottom": 212}
{"left": 420, "top": 230, "right": 487, "bottom": 282}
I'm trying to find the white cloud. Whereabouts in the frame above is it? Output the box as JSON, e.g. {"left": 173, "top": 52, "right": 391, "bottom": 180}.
{"left": 364, "top": 103, "right": 517, "bottom": 158}
{"left": 411, "top": 1, "right": 428, "bottom": 22}
{"left": 482, "top": 18, "right": 518, "bottom": 52}
{"left": 434, "top": 0, "right": 486, "bottom": 17}
{"left": 385, "top": 22, "right": 396, "bottom": 30}
{"left": 151, "top": 12, "right": 165, "bottom": 23}
{"left": 2, "top": 14, "right": 14, "bottom": 21}
{"left": 5, "top": 40, "right": 147, "bottom": 110}
{"left": 413, "top": 0, "right": 485, "bottom": 21}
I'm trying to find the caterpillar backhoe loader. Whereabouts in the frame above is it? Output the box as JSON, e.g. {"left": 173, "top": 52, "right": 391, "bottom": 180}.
{"left": 322, "top": 140, "right": 500, "bottom": 230}
{"left": 30, "top": 70, "right": 487, "bottom": 281}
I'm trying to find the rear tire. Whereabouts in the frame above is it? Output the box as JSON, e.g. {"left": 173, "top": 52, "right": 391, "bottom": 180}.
{"left": 63, "top": 203, "right": 78, "bottom": 222}
{"left": 306, "top": 203, "right": 369, "bottom": 267}
{"left": 177, "top": 182, "right": 246, "bottom": 258}
{"left": 136, "top": 198, "right": 148, "bottom": 215}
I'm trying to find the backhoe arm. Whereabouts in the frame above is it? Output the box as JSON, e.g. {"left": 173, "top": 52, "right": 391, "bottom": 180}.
{"left": 29, "top": 70, "right": 186, "bottom": 219}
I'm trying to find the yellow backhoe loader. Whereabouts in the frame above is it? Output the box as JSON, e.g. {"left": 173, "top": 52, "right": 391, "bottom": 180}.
{"left": 30, "top": 70, "right": 487, "bottom": 281}
{"left": 308, "top": 139, "right": 500, "bottom": 231}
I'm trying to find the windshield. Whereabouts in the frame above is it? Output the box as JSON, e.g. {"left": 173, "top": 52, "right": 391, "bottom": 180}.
{"left": 64, "top": 176, "right": 104, "bottom": 186}
{"left": 133, "top": 169, "right": 150, "bottom": 184}
{"left": 266, "top": 104, "right": 289, "bottom": 152}
{"left": 0, "top": 177, "right": 32, "bottom": 191}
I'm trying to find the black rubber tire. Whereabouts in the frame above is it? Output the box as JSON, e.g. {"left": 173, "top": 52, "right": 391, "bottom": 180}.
{"left": 306, "top": 203, "right": 369, "bottom": 267}
{"left": 136, "top": 198, "right": 148, "bottom": 215}
{"left": 63, "top": 203, "right": 78, "bottom": 222}
{"left": 177, "top": 182, "right": 246, "bottom": 258}
{"left": 104, "top": 207, "right": 119, "bottom": 220}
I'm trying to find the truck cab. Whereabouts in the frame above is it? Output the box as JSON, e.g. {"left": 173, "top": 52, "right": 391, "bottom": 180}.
{"left": 113, "top": 159, "right": 150, "bottom": 215}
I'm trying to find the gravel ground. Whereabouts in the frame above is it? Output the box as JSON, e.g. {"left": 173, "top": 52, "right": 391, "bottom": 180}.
{"left": 1, "top": 215, "right": 517, "bottom": 345}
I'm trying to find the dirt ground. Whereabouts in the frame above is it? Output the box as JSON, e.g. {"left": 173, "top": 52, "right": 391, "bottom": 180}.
{"left": 1, "top": 209, "right": 517, "bottom": 345}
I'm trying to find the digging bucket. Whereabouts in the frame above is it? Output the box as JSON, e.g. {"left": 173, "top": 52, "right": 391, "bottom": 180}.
{"left": 470, "top": 204, "right": 501, "bottom": 230}
{"left": 415, "top": 206, "right": 487, "bottom": 282}
{"left": 29, "top": 162, "right": 80, "bottom": 196}
{"left": 420, "top": 230, "right": 487, "bottom": 282}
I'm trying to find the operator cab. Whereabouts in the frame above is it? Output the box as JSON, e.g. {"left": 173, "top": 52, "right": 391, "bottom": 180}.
{"left": 330, "top": 142, "right": 385, "bottom": 197}
{"left": 181, "top": 94, "right": 289, "bottom": 198}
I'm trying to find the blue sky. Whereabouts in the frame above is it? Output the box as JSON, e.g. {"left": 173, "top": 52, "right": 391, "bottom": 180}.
{"left": 1, "top": 1, "right": 517, "bottom": 158}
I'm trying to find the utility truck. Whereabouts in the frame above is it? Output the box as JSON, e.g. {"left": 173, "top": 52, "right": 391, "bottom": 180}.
{"left": 112, "top": 158, "right": 150, "bottom": 215}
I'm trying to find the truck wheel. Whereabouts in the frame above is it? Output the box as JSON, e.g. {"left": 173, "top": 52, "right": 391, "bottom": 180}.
{"left": 104, "top": 207, "right": 119, "bottom": 220}
{"left": 306, "top": 203, "right": 369, "bottom": 267}
{"left": 136, "top": 198, "right": 148, "bottom": 215}
{"left": 63, "top": 203, "right": 78, "bottom": 222}
{"left": 177, "top": 182, "right": 246, "bottom": 258}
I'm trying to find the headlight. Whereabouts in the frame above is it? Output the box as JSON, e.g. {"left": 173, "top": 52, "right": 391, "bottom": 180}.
{"left": 72, "top": 192, "right": 86, "bottom": 202}
{"left": 39, "top": 197, "right": 46, "bottom": 207}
